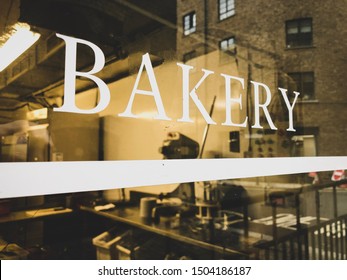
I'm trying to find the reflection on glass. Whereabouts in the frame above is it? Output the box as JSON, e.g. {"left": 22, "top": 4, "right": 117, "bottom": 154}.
{"left": 0, "top": 0, "right": 345, "bottom": 261}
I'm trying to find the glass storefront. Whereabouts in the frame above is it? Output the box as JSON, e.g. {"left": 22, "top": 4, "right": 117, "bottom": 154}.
{"left": 0, "top": 0, "right": 346, "bottom": 260}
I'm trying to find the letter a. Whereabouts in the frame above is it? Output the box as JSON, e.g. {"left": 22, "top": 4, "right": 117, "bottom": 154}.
{"left": 118, "top": 53, "right": 170, "bottom": 120}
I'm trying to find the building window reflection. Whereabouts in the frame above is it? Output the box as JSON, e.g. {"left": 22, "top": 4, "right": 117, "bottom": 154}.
{"left": 183, "top": 12, "right": 196, "bottom": 35}
{"left": 288, "top": 72, "right": 315, "bottom": 100}
{"left": 286, "top": 18, "right": 313, "bottom": 48}
{"left": 219, "top": 36, "right": 236, "bottom": 63}
{"left": 220, "top": 36, "right": 236, "bottom": 52}
{"left": 219, "top": 0, "right": 235, "bottom": 20}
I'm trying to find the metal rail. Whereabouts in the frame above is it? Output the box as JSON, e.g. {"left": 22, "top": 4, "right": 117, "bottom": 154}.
{"left": 254, "top": 179, "right": 347, "bottom": 259}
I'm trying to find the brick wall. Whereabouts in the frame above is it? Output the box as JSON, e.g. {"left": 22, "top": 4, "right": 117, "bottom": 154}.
{"left": 177, "top": 0, "right": 347, "bottom": 157}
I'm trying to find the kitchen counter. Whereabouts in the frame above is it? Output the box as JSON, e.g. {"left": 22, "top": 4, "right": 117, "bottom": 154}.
{"left": 0, "top": 207, "right": 73, "bottom": 224}
{"left": 80, "top": 204, "right": 296, "bottom": 259}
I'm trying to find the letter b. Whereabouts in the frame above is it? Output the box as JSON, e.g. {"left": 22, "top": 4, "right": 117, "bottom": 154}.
{"left": 54, "top": 33, "right": 110, "bottom": 114}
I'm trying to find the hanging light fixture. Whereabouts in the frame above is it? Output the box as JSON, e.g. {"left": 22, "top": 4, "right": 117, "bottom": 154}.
{"left": 0, "top": 22, "right": 40, "bottom": 72}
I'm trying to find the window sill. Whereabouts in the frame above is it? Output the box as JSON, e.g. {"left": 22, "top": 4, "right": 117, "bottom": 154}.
{"left": 182, "top": 31, "right": 197, "bottom": 37}
{"left": 285, "top": 45, "right": 316, "bottom": 51}
{"left": 297, "top": 99, "right": 319, "bottom": 104}
{"left": 218, "top": 13, "right": 236, "bottom": 23}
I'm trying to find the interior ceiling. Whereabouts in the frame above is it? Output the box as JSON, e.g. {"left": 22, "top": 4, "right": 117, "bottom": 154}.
{"left": 0, "top": 0, "right": 176, "bottom": 122}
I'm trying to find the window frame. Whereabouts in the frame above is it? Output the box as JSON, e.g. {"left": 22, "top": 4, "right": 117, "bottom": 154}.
{"left": 288, "top": 71, "right": 315, "bottom": 101}
{"left": 219, "top": 36, "right": 236, "bottom": 63}
{"left": 218, "top": 0, "right": 236, "bottom": 21}
{"left": 285, "top": 18, "right": 313, "bottom": 48}
{"left": 183, "top": 12, "right": 196, "bottom": 36}
{"left": 219, "top": 36, "right": 236, "bottom": 53}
